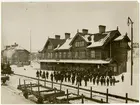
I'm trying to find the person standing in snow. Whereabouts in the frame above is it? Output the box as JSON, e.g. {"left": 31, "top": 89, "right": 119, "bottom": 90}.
{"left": 72, "top": 75, "right": 75, "bottom": 85}
{"left": 46, "top": 71, "right": 49, "bottom": 79}
{"left": 113, "top": 77, "right": 116, "bottom": 85}
{"left": 40, "top": 70, "right": 42, "bottom": 77}
{"left": 107, "top": 77, "right": 109, "bottom": 86}
{"left": 93, "top": 77, "right": 96, "bottom": 85}
{"left": 110, "top": 78, "right": 112, "bottom": 86}
{"left": 121, "top": 74, "right": 124, "bottom": 82}
{"left": 36, "top": 70, "right": 39, "bottom": 77}
{"left": 50, "top": 73, "right": 53, "bottom": 81}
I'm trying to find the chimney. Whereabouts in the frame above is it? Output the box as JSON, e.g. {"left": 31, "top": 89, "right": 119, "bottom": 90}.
{"left": 55, "top": 35, "right": 60, "bottom": 39}
{"left": 65, "top": 33, "right": 70, "bottom": 39}
{"left": 82, "top": 29, "right": 88, "bottom": 35}
{"left": 99, "top": 25, "right": 106, "bottom": 33}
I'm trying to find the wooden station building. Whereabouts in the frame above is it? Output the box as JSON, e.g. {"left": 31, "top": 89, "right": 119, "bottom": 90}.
{"left": 39, "top": 25, "right": 130, "bottom": 75}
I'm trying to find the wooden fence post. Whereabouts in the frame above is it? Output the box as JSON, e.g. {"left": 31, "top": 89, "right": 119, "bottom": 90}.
{"left": 24, "top": 80, "right": 26, "bottom": 90}
{"left": 60, "top": 82, "right": 62, "bottom": 91}
{"left": 77, "top": 84, "right": 79, "bottom": 96}
{"left": 52, "top": 80, "right": 53, "bottom": 88}
{"left": 67, "top": 89, "right": 69, "bottom": 102}
{"left": 90, "top": 87, "right": 92, "bottom": 99}
{"left": 38, "top": 77, "right": 40, "bottom": 96}
{"left": 126, "top": 93, "right": 128, "bottom": 103}
{"left": 81, "top": 94, "right": 84, "bottom": 104}
{"left": 30, "top": 82, "right": 32, "bottom": 94}
{"left": 44, "top": 77, "right": 46, "bottom": 86}
{"left": 106, "top": 88, "right": 108, "bottom": 103}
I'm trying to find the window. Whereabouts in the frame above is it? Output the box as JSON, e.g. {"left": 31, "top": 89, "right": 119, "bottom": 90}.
{"left": 63, "top": 52, "right": 66, "bottom": 58}
{"left": 95, "top": 51, "right": 101, "bottom": 59}
{"left": 47, "top": 53, "right": 50, "bottom": 58}
{"left": 50, "top": 53, "right": 52, "bottom": 58}
{"left": 59, "top": 52, "right": 62, "bottom": 58}
{"left": 81, "top": 41, "right": 84, "bottom": 46}
{"left": 91, "top": 50, "right": 95, "bottom": 58}
{"left": 68, "top": 52, "right": 71, "bottom": 58}
{"left": 55, "top": 52, "right": 58, "bottom": 59}
{"left": 81, "top": 51, "right": 85, "bottom": 58}
{"left": 75, "top": 41, "right": 84, "bottom": 47}
{"left": 75, "top": 51, "right": 78, "bottom": 58}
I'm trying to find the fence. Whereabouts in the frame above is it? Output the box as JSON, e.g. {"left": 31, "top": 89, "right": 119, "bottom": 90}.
{"left": 14, "top": 73, "right": 139, "bottom": 103}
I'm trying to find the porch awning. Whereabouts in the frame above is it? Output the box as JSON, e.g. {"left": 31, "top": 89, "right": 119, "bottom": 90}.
{"left": 39, "top": 59, "right": 111, "bottom": 64}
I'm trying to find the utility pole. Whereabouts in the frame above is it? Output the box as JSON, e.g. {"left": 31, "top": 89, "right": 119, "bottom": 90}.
{"left": 30, "top": 29, "right": 32, "bottom": 65}
{"left": 127, "top": 17, "right": 134, "bottom": 86}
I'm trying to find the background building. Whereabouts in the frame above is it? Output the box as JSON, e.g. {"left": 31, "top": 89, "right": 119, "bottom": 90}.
{"left": 1, "top": 43, "right": 30, "bottom": 66}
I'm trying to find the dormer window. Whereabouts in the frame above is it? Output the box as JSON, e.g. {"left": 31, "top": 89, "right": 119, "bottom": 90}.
{"left": 75, "top": 41, "right": 84, "bottom": 47}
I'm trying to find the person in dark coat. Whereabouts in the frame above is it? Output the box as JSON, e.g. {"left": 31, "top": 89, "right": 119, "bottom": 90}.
{"left": 79, "top": 76, "right": 82, "bottom": 86}
{"left": 121, "top": 74, "right": 124, "bottom": 82}
{"left": 60, "top": 74, "right": 64, "bottom": 83}
{"left": 107, "top": 77, "right": 109, "bottom": 86}
{"left": 40, "top": 70, "right": 42, "bottom": 77}
{"left": 93, "top": 77, "right": 96, "bottom": 85}
{"left": 96, "top": 78, "right": 99, "bottom": 85}
{"left": 84, "top": 76, "right": 88, "bottom": 86}
{"left": 50, "top": 73, "right": 53, "bottom": 81}
{"left": 36, "top": 70, "right": 39, "bottom": 77}
{"left": 72, "top": 76, "right": 75, "bottom": 85}
{"left": 76, "top": 75, "right": 80, "bottom": 85}
{"left": 100, "top": 77, "right": 103, "bottom": 86}
{"left": 42, "top": 71, "right": 46, "bottom": 79}
{"left": 68, "top": 74, "right": 71, "bottom": 82}
{"left": 46, "top": 71, "right": 49, "bottom": 79}
{"left": 110, "top": 78, "right": 112, "bottom": 86}
{"left": 103, "top": 77, "right": 106, "bottom": 86}
{"left": 113, "top": 77, "right": 116, "bottom": 85}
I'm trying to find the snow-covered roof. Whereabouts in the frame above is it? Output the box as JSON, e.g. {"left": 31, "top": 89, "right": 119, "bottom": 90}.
{"left": 81, "top": 34, "right": 91, "bottom": 42}
{"left": 39, "top": 59, "right": 111, "bottom": 64}
{"left": 57, "top": 38, "right": 73, "bottom": 50}
{"left": 114, "top": 35, "right": 125, "bottom": 41}
{"left": 87, "top": 32, "right": 111, "bottom": 48}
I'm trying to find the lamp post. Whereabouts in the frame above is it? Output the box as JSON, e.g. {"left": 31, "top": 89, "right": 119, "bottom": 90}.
{"left": 127, "top": 17, "right": 134, "bottom": 86}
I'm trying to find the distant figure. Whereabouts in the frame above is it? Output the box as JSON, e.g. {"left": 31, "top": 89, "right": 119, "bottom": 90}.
{"left": 121, "top": 74, "right": 124, "bottom": 82}
{"left": 107, "top": 77, "right": 109, "bottom": 86}
{"left": 40, "top": 70, "right": 42, "bottom": 76}
{"left": 50, "top": 73, "right": 53, "bottom": 81}
{"left": 36, "top": 70, "right": 39, "bottom": 77}
{"left": 46, "top": 71, "right": 49, "bottom": 79}
{"left": 24, "top": 68, "right": 26, "bottom": 70}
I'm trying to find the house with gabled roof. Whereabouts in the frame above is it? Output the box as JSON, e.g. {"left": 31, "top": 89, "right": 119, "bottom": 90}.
{"left": 1, "top": 43, "right": 30, "bottom": 66}
{"left": 40, "top": 25, "right": 130, "bottom": 75}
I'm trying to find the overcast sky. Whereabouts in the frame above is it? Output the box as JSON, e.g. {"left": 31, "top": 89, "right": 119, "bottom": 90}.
{"left": 1, "top": 1, "right": 139, "bottom": 51}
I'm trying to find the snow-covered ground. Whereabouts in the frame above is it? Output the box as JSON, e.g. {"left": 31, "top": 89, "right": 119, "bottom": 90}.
{"left": 2, "top": 56, "right": 137, "bottom": 104}
{"left": 1, "top": 83, "right": 35, "bottom": 104}
{"left": 10, "top": 57, "right": 139, "bottom": 101}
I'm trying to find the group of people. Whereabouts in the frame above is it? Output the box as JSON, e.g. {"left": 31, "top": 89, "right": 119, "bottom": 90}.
{"left": 36, "top": 68, "right": 125, "bottom": 87}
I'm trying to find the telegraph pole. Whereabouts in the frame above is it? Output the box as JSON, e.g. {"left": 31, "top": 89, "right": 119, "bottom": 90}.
{"left": 30, "top": 29, "right": 32, "bottom": 65}
{"left": 127, "top": 17, "right": 134, "bottom": 86}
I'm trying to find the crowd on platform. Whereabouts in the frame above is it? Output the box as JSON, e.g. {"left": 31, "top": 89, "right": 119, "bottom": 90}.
{"left": 36, "top": 69, "right": 124, "bottom": 87}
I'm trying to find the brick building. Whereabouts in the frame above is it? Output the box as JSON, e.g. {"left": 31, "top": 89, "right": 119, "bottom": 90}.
{"left": 39, "top": 25, "right": 130, "bottom": 75}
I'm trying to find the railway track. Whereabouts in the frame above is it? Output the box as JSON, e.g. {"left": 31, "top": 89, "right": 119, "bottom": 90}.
{"left": 14, "top": 73, "right": 139, "bottom": 103}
